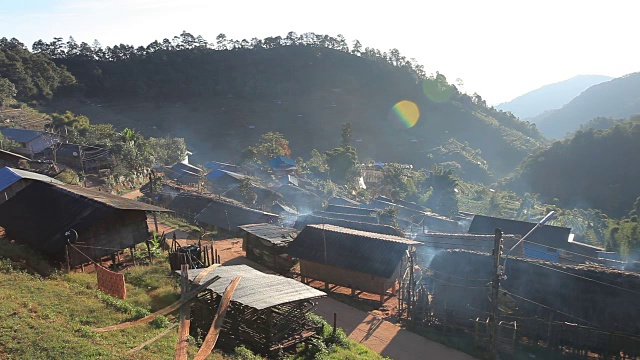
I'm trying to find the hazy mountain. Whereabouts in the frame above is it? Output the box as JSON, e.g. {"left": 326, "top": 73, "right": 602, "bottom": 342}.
{"left": 534, "top": 72, "right": 640, "bottom": 138}
{"left": 496, "top": 75, "right": 612, "bottom": 119}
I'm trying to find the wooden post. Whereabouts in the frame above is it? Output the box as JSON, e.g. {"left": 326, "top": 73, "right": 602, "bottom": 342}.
{"left": 490, "top": 228, "right": 503, "bottom": 360}
{"left": 130, "top": 247, "right": 136, "bottom": 266}
{"left": 209, "top": 246, "right": 216, "bottom": 264}
{"left": 217, "top": 254, "right": 220, "bottom": 264}
{"left": 145, "top": 241, "right": 153, "bottom": 264}
{"left": 333, "top": 312, "right": 337, "bottom": 335}
{"left": 214, "top": 249, "right": 218, "bottom": 264}
{"left": 149, "top": 171, "right": 159, "bottom": 234}
{"left": 175, "top": 263, "right": 190, "bottom": 360}
{"left": 65, "top": 244, "right": 71, "bottom": 272}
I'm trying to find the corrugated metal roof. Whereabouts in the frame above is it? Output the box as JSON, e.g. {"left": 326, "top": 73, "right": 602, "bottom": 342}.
{"left": 327, "top": 196, "right": 360, "bottom": 206}
{"left": 287, "top": 224, "right": 419, "bottom": 278}
{"left": 294, "top": 214, "right": 404, "bottom": 236}
{"left": 313, "top": 211, "right": 379, "bottom": 224}
{"left": 171, "top": 162, "right": 202, "bottom": 174}
{"left": 239, "top": 223, "right": 298, "bottom": 244}
{"left": 0, "top": 149, "right": 29, "bottom": 161}
{"left": 468, "top": 215, "right": 571, "bottom": 249}
{"left": 325, "top": 204, "right": 377, "bottom": 216}
{"left": 0, "top": 128, "right": 45, "bottom": 143}
{"left": 0, "top": 167, "right": 62, "bottom": 192}
{"left": 195, "top": 199, "right": 279, "bottom": 231}
{"left": 53, "top": 183, "right": 172, "bottom": 212}
{"left": 185, "top": 265, "right": 325, "bottom": 309}
{"left": 271, "top": 201, "right": 298, "bottom": 215}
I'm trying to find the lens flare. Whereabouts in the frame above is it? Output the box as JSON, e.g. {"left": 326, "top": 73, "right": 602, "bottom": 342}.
{"left": 390, "top": 100, "right": 420, "bottom": 128}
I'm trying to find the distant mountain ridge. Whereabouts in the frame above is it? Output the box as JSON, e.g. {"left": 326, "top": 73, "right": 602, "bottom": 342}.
{"left": 534, "top": 72, "right": 640, "bottom": 138}
{"left": 496, "top": 75, "right": 612, "bottom": 119}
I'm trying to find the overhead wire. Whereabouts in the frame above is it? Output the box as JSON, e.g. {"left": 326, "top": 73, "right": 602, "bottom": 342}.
{"left": 517, "top": 261, "right": 640, "bottom": 295}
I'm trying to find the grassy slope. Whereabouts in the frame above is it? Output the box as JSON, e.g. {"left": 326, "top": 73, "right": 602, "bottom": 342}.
{"left": 0, "top": 242, "right": 384, "bottom": 360}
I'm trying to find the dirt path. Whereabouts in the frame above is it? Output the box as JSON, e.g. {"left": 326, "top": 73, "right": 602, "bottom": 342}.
{"left": 121, "top": 189, "right": 143, "bottom": 199}
{"left": 313, "top": 298, "right": 476, "bottom": 360}
{"left": 206, "top": 236, "right": 477, "bottom": 360}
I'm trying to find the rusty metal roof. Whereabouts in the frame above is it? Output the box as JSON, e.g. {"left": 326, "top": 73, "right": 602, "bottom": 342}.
{"left": 239, "top": 223, "right": 298, "bottom": 245}
{"left": 185, "top": 265, "right": 325, "bottom": 309}
{"left": 52, "top": 183, "right": 171, "bottom": 212}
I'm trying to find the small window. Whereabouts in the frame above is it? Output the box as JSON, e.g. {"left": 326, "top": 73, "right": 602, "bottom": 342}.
{"left": 21, "top": 142, "right": 27, "bottom": 148}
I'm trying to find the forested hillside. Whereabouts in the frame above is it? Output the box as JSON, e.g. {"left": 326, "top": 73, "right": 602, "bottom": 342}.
{"left": 13, "top": 32, "right": 547, "bottom": 181}
{"left": 501, "top": 117, "right": 640, "bottom": 218}
{"left": 534, "top": 72, "right": 640, "bottom": 138}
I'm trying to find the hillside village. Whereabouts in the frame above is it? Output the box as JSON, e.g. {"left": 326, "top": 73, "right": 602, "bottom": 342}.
{"left": 1, "top": 118, "right": 639, "bottom": 359}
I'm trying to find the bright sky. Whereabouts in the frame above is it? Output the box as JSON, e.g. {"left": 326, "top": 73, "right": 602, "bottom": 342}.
{"left": 1, "top": 0, "right": 638, "bottom": 104}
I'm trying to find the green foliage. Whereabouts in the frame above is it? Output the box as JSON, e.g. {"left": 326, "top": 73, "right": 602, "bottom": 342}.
{"left": 232, "top": 345, "right": 263, "bottom": 360}
{"left": 504, "top": 117, "right": 640, "bottom": 217}
{"left": 26, "top": 31, "right": 547, "bottom": 179}
{"left": 425, "top": 138, "right": 493, "bottom": 184}
{"left": 54, "top": 168, "right": 81, "bottom": 185}
{"left": 0, "top": 77, "right": 17, "bottom": 104}
{"left": 48, "top": 110, "right": 90, "bottom": 132}
{"left": 149, "top": 315, "right": 171, "bottom": 329}
{"left": 238, "top": 177, "right": 257, "bottom": 206}
{"left": 306, "top": 149, "right": 328, "bottom": 177}
{"left": 379, "top": 207, "right": 399, "bottom": 228}
{"left": 148, "top": 136, "right": 188, "bottom": 166}
{"left": 0, "top": 131, "right": 20, "bottom": 152}
{"left": 325, "top": 146, "right": 358, "bottom": 184}
{"left": 242, "top": 131, "right": 291, "bottom": 165}
{"left": 0, "top": 37, "right": 75, "bottom": 100}
{"left": 341, "top": 123, "right": 352, "bottom": 148}
{"left": 423, "top": 165, "right": 459, "bottom": 216}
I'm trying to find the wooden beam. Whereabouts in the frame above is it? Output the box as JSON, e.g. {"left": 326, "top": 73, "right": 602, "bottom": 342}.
{"left": 174, "top": 264, "right": 190, "bottom": 360}
{"left": 128, "top": 324, "right": 177, "bottom": 354}
{"left": 94, "top": 275, "right": 220, "bottom": 332}
{"left": 193, "top": 276, "right": 241, "bottom": 360}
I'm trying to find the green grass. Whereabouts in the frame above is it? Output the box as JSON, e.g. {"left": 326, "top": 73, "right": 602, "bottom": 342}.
{"left": 0, "top": 240, "right": 388, "bottom": 360}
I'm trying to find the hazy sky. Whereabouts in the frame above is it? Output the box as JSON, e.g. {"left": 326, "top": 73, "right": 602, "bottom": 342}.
{"left": 1, "top": 0, "right": 638, "bottom": 104}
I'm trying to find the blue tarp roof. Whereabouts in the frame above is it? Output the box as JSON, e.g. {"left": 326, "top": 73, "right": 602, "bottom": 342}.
{"left": 206, "top": 169, "right": 247, "bottom": 181}
{"left": 0, "top": 167, "right": 63, "bottom": 192}
{"left": 0, "top": 128, "right": 45, "bottom": 143}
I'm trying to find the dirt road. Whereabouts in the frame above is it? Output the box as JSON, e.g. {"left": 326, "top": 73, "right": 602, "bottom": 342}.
{"left": 313, "top": 298, "right": 477, "bottom": 360}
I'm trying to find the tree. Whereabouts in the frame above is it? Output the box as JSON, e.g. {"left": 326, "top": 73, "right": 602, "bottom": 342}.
{"left": 379, "top": 207, "right": 399, "bottom": 228}
{"left": 341, "top": 123, "right": 352, "bottom": 148}
{"left": 424, "top": 165, "right": 459, "bottom": 216}
{"left": 630, "top": 196, "right": 640, "bottom": 217}
{"left": 244, "top": 132, "right": 291, "bottom": 164}
{"left": 238, "top": 177, "right": 257, "bottom": 206}
{"left": 325, "top": 146, "right": 358, "bottom": 184}
{"left": 48, "top": 111, "right": 90, "bottom": 133}
{"left": 148, "top": 137, "right": 187, "bottom": 165}
{"left": 0, "top": 77, "right": 17, "bottom": 105}
{"left": 351, "top": 40, "right": 363, "bottom": 56}
{"left": 0, "top": 131, "right": 19, "bottom": 151}
{"left": 306, "top": 149, "right": 328, "bottom": 177}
